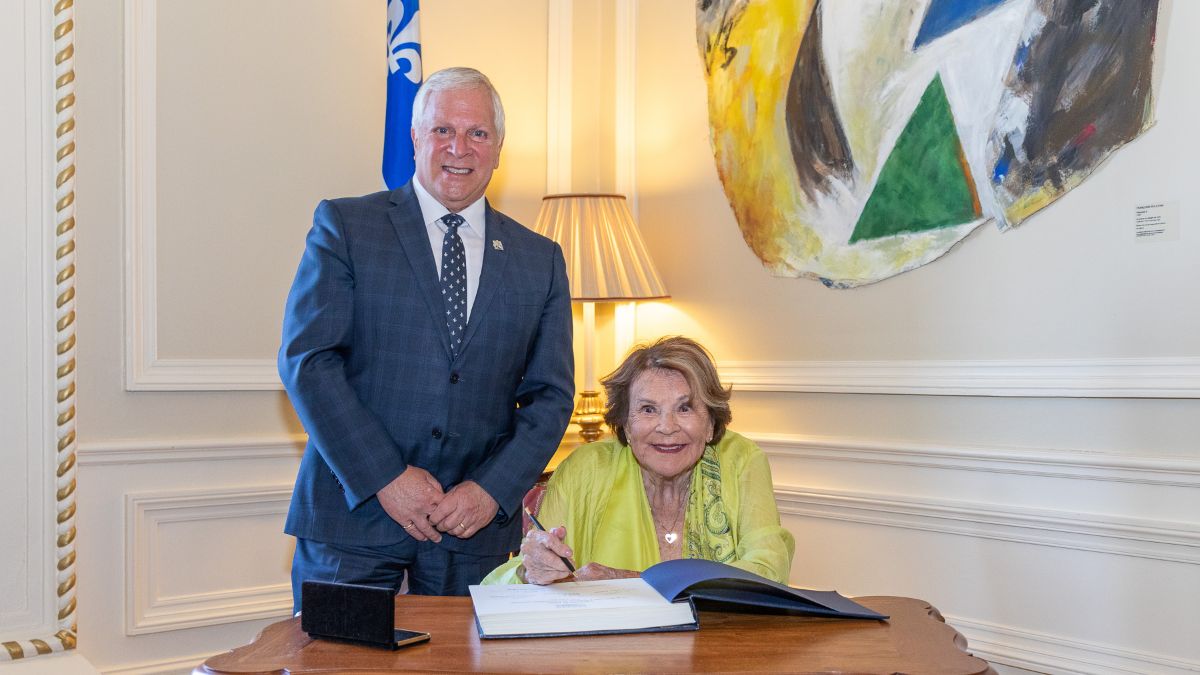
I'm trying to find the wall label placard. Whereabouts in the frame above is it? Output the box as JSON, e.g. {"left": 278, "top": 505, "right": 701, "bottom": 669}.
{"left": 1134, "top": 201, "right": 1178, "bottom": 242}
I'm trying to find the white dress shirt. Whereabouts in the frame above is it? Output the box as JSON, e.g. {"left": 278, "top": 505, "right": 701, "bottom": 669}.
{"left": 412, "top": 178, "right": 486, "bottom": 321}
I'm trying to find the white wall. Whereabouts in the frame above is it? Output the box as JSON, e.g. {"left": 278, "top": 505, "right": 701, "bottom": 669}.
{"left": 632, "top": 2, "right": 1199, "bottom": 674}
{"left": 1, "top": 0, "right": 59, "bottom": 658}
{"left": 71, "top": 1, "right": 385, "bottom": 668}
{"left": 6, "top": 0, "right": 1195, "bottom": 672}
{"left": 0, "top": 0, "right": 92, "bottom": 669}
{"left": 64, "top": 1, "right": 554, "bottom": 672}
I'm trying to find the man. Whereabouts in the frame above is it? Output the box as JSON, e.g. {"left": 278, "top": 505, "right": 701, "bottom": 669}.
{"left": 279, "top": 67, "right": 574, "bottom": 606}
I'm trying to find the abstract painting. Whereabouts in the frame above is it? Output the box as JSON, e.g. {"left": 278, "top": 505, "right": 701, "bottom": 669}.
{"left": 696, "top": 0, "right": 1164, "bottom": 287}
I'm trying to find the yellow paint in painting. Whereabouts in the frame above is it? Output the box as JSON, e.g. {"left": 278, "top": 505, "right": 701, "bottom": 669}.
{"left": 803, "top": 213, "right": 977, "bottom": 286}
{"left": 697, "top": 0, "right": 984, "bottom": 286}
{"left": 1005, "top": 180, "right": 1066, "bottom": 225}
{"left": 702, "top": 0, "right": 820, "bottom": 267}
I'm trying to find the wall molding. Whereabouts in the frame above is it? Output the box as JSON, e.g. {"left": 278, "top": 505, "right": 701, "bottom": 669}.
{"left": 775, "top": 485, "right": 1200, "bottom": 565}
{"left": 78, "top": 432, "right": 579, "bottom": 469}
{"left": 127, "top": 358, "right": 282, "bottom": 391}
{"left": 125, "top": 487, "right": 293, "bottom": 635}
{"left": 720, "top": 357, "right": 1200, "bottom": 398}
{"left": 102, "top": 652, "right": 223, "bottom": 675}
{"left": 950, "top": 613, "right": 1200, "bottom": 675}
{"left": 749, "top": 432, "right": 1200, "bottom": 488}
{"left": 546, "top": 0, "right": 572, "bottom": 194}
{"left": 759, "top": 430, "right": 1200, "bottom": 669}
{"left": 614, "top": 0, "right": 637, "bottom": 207}
{"left": 123, "top": 0, "right": 281, "bottom": 392}
{"left": 0, "top": 0, "right": 70, "bottom": 660}
{"left": 78, "top": 435, "right": 306, "bottom": 466}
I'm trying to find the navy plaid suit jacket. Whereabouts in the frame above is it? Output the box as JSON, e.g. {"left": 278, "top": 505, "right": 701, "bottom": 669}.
{"left": 279, "top": 184, "right": 574, "bottom": 555}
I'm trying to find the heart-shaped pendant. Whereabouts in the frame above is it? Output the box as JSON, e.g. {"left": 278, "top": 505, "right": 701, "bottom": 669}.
{"left": 663, "top": 532, "right": 678, "bottom": 544}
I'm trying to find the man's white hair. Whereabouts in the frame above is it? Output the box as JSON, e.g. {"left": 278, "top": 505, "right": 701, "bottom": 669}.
{"left": 411, "top": 67, "right": 506, "bottom": 142}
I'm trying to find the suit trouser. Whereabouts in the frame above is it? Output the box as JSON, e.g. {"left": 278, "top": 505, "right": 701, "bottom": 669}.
{"left": 291, "top": 537, "right": 510, "bottom": 612}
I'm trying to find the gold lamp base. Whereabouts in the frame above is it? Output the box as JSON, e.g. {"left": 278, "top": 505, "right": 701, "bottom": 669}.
{"left": 572, "top": 390, "right": 606, "bottom": 443}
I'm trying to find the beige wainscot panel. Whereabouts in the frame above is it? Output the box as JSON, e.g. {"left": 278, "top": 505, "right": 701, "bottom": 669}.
{"left": 77, "top": 441, "right": 303, "bottom": 672}
{"left": 124, "top": 486, "right": 294, "bottom": 636}
{"left": 140, "top": 0, "right": 386, "bottom": 377}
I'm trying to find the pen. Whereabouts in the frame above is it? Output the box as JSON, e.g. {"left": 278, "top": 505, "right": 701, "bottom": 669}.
{"left": 523, "top": 506, "right": 576, "bottom": 574}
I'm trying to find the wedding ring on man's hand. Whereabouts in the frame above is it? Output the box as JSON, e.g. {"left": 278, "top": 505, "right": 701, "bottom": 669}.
{"left": 402, "top": 522, "right": 414, "bottom": 529}
{"left": 459, "top": 522, "right": 467, "bottom": 531}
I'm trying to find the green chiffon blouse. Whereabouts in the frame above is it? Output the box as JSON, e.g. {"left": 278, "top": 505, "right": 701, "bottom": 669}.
{"left": 481, "top": 430, "right": 795, "bottom": 585}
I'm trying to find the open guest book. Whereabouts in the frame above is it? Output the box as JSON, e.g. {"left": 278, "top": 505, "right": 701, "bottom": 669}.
{"left": 468, "top": 558, "right": 887, "bottom": 639}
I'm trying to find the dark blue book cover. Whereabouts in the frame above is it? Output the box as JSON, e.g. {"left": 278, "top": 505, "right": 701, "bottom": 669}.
{"left": 641, "top": 559, "right": 888, "bottom": 621}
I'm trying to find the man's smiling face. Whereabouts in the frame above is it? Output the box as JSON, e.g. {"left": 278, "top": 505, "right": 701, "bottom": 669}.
{"left": 411, "top": 86, "right": 502, "bottom": 212}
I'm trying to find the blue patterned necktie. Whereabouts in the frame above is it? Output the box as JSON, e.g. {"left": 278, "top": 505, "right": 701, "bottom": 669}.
{"left": 440, "top": 213, "right": 467, "bottom": 357}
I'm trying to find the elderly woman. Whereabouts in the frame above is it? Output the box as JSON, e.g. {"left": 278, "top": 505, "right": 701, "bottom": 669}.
{"left": 482, "top": 336, "right": 794, "bottom": 585}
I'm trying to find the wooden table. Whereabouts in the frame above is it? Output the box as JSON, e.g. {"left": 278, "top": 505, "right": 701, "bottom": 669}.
{"left": 195, "top": 595, "right": 995, "bottom": 674}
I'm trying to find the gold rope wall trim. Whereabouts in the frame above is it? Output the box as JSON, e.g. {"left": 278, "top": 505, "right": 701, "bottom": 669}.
{"left": 56, "top": 527, "right": 77, "bottom": 549}
{"left": 55, "top": 630, "right": 77, "bottom": 650}
{"left": 3, "top": 1, "right": 78, "bottom": 664}
{"left": 50, "top": 0, "right": 78, "bottom": 660}
{"left": 57, "top": 599, "right": 78, "bottom": 623}
{"left": 57, "top": 503, "right": 76, "bottom": 524}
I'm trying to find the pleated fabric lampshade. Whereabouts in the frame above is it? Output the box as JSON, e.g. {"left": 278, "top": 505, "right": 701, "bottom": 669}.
{"left": 532, "top": 193, "right": 668, "bottom": 442}
{"left": 533, "top": 194, "right": 669, "bottom": 302}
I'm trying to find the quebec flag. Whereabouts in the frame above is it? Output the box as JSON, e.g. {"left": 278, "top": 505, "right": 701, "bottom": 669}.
{"left": 383, "top": 0, "right": 422, "bottom": 189}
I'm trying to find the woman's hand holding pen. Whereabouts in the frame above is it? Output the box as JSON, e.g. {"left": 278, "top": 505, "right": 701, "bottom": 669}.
{"left": 520, "top": 526, "right": 576, "bottom": 585}
{"left": 518, "top": 524, "right": 641, "bottom": 584}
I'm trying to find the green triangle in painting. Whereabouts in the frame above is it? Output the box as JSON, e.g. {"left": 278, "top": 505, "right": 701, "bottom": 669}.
{"left": 849, "top": 74, "right": 981, "bottom": 244}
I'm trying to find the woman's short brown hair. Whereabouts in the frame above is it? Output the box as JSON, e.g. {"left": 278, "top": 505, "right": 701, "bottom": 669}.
{"left": 601, "top": 336, "right": 732, "bottom": 446}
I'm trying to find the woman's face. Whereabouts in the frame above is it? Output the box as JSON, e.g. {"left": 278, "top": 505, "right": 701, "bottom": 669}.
{"left": 626, "top": 368, "right": 713, "bottom": 482}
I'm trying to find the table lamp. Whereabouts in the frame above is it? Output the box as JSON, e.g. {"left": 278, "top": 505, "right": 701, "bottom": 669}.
{"left": 533, "top": 194, "right": 669, "bottom": 442}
